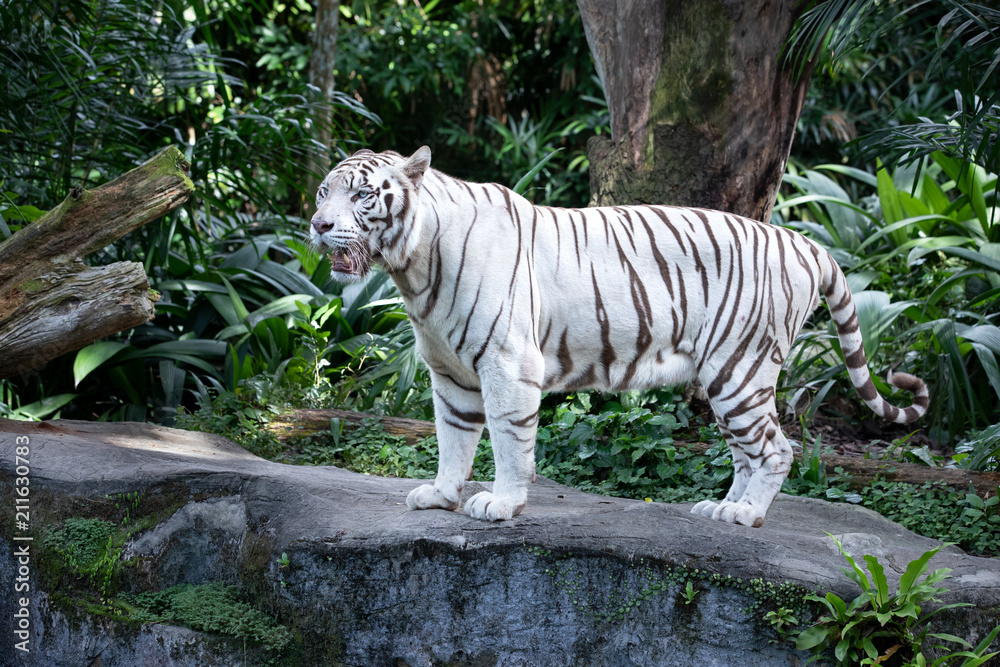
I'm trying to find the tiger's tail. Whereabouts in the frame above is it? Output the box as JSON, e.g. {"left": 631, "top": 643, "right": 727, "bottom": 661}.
{"left": 820, "top": 254, "right": 929, "bottom": 424}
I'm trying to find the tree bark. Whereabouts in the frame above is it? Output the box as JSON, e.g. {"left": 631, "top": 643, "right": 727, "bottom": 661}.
{"left": 0, "top": 146, "right": 194, "bottom": 379}
{"left": 269, "top": 409, "right": 1000, "bottom": 499}
{"left": 305, "top": 0, "right": 341, "bottom": 214}
{"left": 577, "top": 0, "right": 813, "bottom": 222}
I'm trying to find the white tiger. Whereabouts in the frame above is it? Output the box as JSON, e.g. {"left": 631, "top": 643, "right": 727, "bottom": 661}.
{"left": 309, "top": 146, "right": 928, "bottom": 528}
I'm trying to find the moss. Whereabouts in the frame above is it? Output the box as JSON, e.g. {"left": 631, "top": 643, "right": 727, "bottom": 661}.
{"left": 151, "top": 146, "right": 195, "bottom": 193}
{"left": 24, "top": 484, "right": 197, "bottom": 619}
{"left": 21, "top": 278, "right": 45, "bottom": 293}
{"left": 129, "top": 581, "right": 292, "bottom": 652}
{"left": 2, "top": 482, "right": 341, "bottom": 663}
{"left": 528, "top": 546, "right": 814, "bottom": 638}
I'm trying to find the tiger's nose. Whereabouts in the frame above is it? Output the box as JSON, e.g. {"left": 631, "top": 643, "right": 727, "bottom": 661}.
{"left": 312, "top": 219, "right": 334, "bottom": 234}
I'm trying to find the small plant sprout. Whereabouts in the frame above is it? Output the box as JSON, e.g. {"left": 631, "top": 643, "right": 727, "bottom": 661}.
{"left": 765, "top": 607, "right": 800, "bottom": 637}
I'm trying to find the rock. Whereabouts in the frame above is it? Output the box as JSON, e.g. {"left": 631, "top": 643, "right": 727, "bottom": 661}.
{"left": 1, "top": 419, "right": 999, "bottom": 666}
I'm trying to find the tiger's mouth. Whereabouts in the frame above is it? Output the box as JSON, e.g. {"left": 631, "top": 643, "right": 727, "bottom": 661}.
{"left": 328, "top": 246, "right": 370, "bottom": 278}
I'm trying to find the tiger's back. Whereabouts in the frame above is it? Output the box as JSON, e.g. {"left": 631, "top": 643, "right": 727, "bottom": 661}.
{"left": 310, "top": 146, "right": 928, "bottom": 528}
{"left": 526, "top": 203, "right": 825, "bottom": 397}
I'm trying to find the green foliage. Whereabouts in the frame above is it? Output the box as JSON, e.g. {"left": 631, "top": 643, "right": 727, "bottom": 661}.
{"left": 290, "top": 418, "right": 476, "bottom": 479}
{"left": 788, "top": 1, "right": 999, "bottom": 180}
{"left": 795, "top": 535, "right": 999, "bottom": 666}
{"left": 0, "top": 0, "right": 385, "bottom": 422}
{"left": 129, "top": 582, "right": 292, "bottom": 652}
{"left": 775, "top": 425, "right": 999, "bottom": 556}
{"left": 0, "top": 0, "right": 371, "bottom": 211}
{"left": 43, "top": 517, "right": 123, "bottom": 606}
{"left": 859, "top": 481, "right": 1000, "bottom": 557}
{"left": 781, "top": 1, "right": 1000, "bottom": 447}
{"left": 776, "top": 154, "right": 1000, "bottom": 443}
{"left": 336, "top": 0, "right": 606, "bottom": 207}
{"left": 438, "top": 95, "right": 607, "bottom": 205}
{"left": 766, "top": 607, "right": 802, "bottom": 639}
{"left": 533, "top": 391, "right": 732, "bottom": 504}
{"left": 175, "top": 385, "right": 285, "bottom": 459}
{"left": 44, "top": 518, "right": 116, "bottom": 570}
{"left": 954, "top": 422, "right": 1000, "bottom": 471}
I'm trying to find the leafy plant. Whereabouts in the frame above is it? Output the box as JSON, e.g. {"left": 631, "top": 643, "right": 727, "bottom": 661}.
{"left": 438, "top": 94, "right": 607, "bottom": 206}
{"left": 531, "top": 391, "right": 733, "bottom": 504}
{"left": 954, "top": 422, "right": 1000, "bottom": 471}
{"left": 776, "top": 154, "right": 1000, "bottom": 442}
{"left": 290, "top": 418, "right": 448, "bottom": 479}
{"left": 859, "top": 481, "right": 1000, "bottom": 557}
{"left": 795, "top": 535, "right": 998, "bottom": 666}
{"left": 786, "top": 0, "right": 999, "bottom": 180}
{"left": 766, "top": 606, "right": 802, "bottom": 639}
{"left": 0, "top": 0, "right": 384, "bottom": 422}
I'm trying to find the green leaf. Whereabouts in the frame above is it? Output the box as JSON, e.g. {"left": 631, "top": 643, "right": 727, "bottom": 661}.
{"left": 826, "top": 591, "right": 848, "bottom": 620}
{"left": 862, "top": 636, "right": 877, "bottom": 660}
{"left": 863, "top": 554, "right": 889, "bottom": 608}
{"left": 972, "top": 625, "right": 1000, "bottom": 657}
{"left": 1, "top": 203, "right": 47, "bottom": 222}
{"left": 938, "top": 247, "right": 1000, "bottom": 274}
{"left": 512, "top": 148, "right": 563, "bottom": 195}
{"left": 830, "top": 534, "right": 871, "bottom": 593}
{"left": 73, "top": 341, "right": 129, "bottom": 388}
{"left": 877, "top": 160, "right": 905, "bottom": 245}
{"left": 927, "top": 633, "right": 971, "bottom": 648}
{"left": 14, "top": 394, "right": 79, "bottom": 420}
{"left": 157, "top": 279, "right": 228, "bottom": 294}
{"left": 835, "top": 636, "right": 851, "bottom": 662}
{"left": 898, "top": 546, "right": 940, "bottom": 599}
{"left": 795, "top": 625, "right": 831, "bottom": 650}
{"left": 853, "top": 291, "right": 916, "bottom": 358}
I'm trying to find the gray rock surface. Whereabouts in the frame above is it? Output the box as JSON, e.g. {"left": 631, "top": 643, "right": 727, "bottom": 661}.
{"left": 1, "top": 419, "right": 998, "bottom": 666}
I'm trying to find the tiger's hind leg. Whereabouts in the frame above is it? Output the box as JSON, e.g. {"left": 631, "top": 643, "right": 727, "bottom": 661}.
{"left": 690, "top": 424, "right": 753, "bottom": 515}
{"left": 691, "top": 392, "right": 792, "bottom": 528}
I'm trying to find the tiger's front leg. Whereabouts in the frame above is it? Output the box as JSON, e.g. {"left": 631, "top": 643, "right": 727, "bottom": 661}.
{"left": 463, "top": 352, "right": 543, "bottom": 521}
{"left": 406, "top": 371, "right": 485, "bottom": 512}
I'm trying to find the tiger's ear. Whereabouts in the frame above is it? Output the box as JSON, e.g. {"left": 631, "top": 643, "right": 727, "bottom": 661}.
{"left": 402, "top": 146, "right": 432, "bottom": 189}
{"left": 352, "top": 148, "right": 375, "bottom": 157}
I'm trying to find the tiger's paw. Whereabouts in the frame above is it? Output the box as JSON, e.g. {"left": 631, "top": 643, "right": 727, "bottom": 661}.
{"left": 463, "top": 491, "right": 525, "bottom": 521}
{"left": 690, "top": 500, "right": 719, "bottom": 517}
{"left": 406, "top": 483, "right": 460, "bottom": 511}
{"left": 712, "top": 500, "right": 765, "bottom": 528}
{"left": 690, "top": 500, "right": 765, "bottom": 527}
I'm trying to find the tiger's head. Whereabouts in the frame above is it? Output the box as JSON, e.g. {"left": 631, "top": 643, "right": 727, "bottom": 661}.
{"left": 310, "top": 146, "right": 432, "bottom": 281}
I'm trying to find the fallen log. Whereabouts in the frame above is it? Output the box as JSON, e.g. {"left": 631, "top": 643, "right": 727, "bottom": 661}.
{"left": 268, "top": 408, "right": 436, "bottom": 443}
{"left": 0, "top": 146, "right": 193, "bottom": 379}
{"left": 269, "top": 408, "right": 1000, "bottom": 498}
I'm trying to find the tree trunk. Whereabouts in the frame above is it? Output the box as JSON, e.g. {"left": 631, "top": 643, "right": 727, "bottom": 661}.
{"left": 0, "top": 146, "right": 193, "bottom": 379}
{"left": 269, "top": 409, "right": 1000, "bottom": 499}
{"left": 305, "top": 0, "right": 341, "bottom": 214}
{"left": 577, "top": 0, "right": 813, "bottom": 222}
